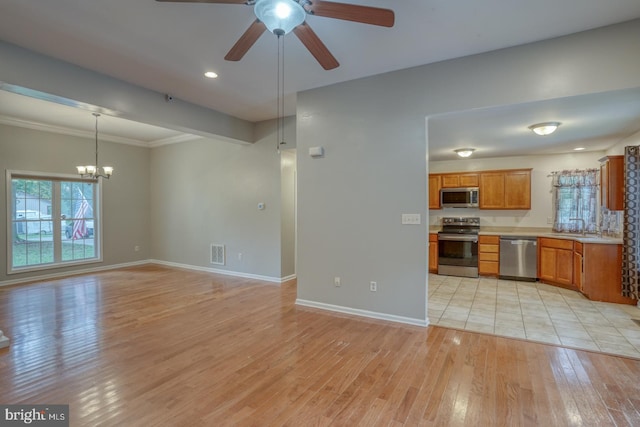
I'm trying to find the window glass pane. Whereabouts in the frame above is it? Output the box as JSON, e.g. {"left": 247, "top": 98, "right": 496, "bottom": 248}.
{"left": 552, "top": 169, "right": 598, "bottom": 233}
{"left": 8, "top": 174, "right": 99, "bottom": 272}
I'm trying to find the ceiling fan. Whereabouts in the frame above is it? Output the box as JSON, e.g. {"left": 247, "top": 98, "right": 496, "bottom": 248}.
{"left": 156, "top": 0, "right": 395, "bottom": 70}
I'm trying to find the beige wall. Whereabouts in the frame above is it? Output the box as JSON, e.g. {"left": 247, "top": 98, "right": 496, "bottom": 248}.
{"left": 296, "top": 20, "right": 640, "bottom": 324}
{"left": 149, "top": 117, "right": 295, "bottom": 280}
{"left": 0, "top": 123, "right": 150, "bottom": 283}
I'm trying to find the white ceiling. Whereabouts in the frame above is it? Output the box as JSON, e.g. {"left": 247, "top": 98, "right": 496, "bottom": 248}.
{"left": 1, "top": 0, "right": 640, "bottom": 158}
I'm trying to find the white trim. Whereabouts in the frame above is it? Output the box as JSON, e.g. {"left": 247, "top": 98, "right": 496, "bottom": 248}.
{"left": 0, "top": 115, "right": 202, "bottom": 148}
{"left": 147, "top": 134, "right": 202, "bottom": 148}
{"left": 295, "top": 299, "right": 429, "bottom": 327}
{"left": 0, "top": 260, "right": 148, "bottom": 288}
{"left": 280, "top": 273, "right": 296, "bottom": 282}
{"left": 0, "top": 259, "right": 297, "bottom": 288}
{"left": 149, "top": 259, "right": 294, "bottom": 283}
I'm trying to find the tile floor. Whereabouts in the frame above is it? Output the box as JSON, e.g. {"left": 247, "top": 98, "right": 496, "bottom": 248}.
{"left": 428, "top": 273, "right": 640, "bottom": 359}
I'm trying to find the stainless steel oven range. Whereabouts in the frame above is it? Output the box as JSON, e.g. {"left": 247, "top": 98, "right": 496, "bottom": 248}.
{"left": 437, "top": 217, "right": 480, "bottom": 278}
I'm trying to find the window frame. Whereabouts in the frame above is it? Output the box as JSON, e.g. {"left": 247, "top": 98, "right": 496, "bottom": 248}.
{"left": 551, "top": 169, "right": 599, "bottom": 234}
{"left": 6, "top": 170, "right": 103, "bottom": 274}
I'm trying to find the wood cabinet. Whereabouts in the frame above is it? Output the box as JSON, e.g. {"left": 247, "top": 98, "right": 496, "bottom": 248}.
{"left": 478, "top": 235, "right": 500, "bottom": 276}
{"left": 429, "top": 233, "right": 438, "bottom": 273}
{"left": 428, "top": 175, "right": 442, "bottom": 210}
{"left": 573, "top": 241, "right": 583, "bottom": 292}
{"left": 428, "top": 168, "right": 530, "bottom": 210}
{"left": 441, "top": 173, "right": 479, "bottom": 188}
{"left": 599, "top": 155, "right": 624, "bottom": 211}
{"left": 479, "top": 169, "right": 531, "bottom": 209}
{"left": 582, "top": 243, "right": 636, "bottom": 305}
{"left": 538, "top": 237, "right": 574, "bottom": 289}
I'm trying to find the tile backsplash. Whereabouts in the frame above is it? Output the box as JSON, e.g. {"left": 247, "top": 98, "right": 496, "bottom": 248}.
{"left": 600, "top": 208, "right": 623, "bottom": 236}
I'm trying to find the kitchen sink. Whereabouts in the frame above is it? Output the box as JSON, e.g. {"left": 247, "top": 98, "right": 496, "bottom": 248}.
{"left": 543, "top": 232, "right": 621, "bottom": 243}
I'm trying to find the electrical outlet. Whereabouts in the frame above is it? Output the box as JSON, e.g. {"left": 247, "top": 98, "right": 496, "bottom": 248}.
{"left": 334, "top": 277, "right": 341, "bottom": 287}
{"left": 547, "top": 217, "right": 553, "bottom": 224}
{"left": 370, "top": 281, "right": 377, "bottom": 292}
{"left": 238, "top": 253, "right": 243, "bottom": 261}
{"left": 134, "top": 245, "right": 140, "bottom": 252}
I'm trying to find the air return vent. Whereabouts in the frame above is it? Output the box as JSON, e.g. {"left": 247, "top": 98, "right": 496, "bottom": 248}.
{"left": 210, "top": 244, "right": 225, "bottom": 265}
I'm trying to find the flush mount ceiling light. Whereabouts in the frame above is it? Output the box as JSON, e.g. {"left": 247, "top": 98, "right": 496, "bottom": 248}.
{"left": 454, "top": 148, "right": 475, "bottom": 158}
{"left": 204, "top": 71, "right": 218, "bottom": 79}
{"left": 529, "top": 122, "right": 561, "bottom": 136}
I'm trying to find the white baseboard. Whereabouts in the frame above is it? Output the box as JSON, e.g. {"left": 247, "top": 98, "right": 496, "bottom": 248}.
{"left": 295, "top": 299, "right": 429, "bottom": 327}
{"left": 149, "top": 259, "right": 296, "bottom": 284}
{"left": 0, "top": 260, "right": 148, "bottom": 288}
{"left": 1, "top": 259, "right": 296, "bottom": 288}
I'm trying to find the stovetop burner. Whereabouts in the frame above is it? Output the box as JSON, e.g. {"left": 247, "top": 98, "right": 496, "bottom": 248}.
{"left": 439, "top": 217, "right": 480, "bottom": 235}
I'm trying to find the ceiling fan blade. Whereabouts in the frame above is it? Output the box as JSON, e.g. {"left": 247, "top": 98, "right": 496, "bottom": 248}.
{"left": 293, "top": 23, "right": 339, "bottom": 70}
{"left": 155, "top": 0, "right": 247, "bottom": 4}
{"left": 224, "top": 20, "right": 267, "bottom": 61}
{"left": 308, "top": 1, "right": 394, "bottom": 27}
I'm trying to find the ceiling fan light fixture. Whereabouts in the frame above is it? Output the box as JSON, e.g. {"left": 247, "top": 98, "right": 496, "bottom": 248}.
{"left": 454, "top": 148, "right": 475, "bottom": 158}
{"left": 529, "top": 121, "right": 561, "bottom": 136}
{"left": 254, "top": 0, "right": 306, "bottom": 35}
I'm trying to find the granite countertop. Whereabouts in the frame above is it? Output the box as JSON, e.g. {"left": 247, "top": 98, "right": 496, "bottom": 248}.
{"left": 429, "top": 226, "right": 622, "bottom": 245}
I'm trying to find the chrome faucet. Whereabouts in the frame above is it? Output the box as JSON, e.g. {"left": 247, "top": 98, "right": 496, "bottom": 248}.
{"left": 569, "top": 218, "right": 586, "bottom": 236}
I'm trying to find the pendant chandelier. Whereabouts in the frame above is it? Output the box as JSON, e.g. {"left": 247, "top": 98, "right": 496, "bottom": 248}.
{"left": 76, "top": 113, "right": 113, "bottom": 179}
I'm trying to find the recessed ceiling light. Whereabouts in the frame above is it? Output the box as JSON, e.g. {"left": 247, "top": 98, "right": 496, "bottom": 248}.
{"left": 204, "top": 71, "right": 218, "bottom": 79}
{"left": 574, "top": 147, "right": 585, "bottom": 151}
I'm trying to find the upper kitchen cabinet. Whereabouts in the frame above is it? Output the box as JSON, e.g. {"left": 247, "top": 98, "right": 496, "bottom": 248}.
{"left": 429, "top": 174, "right": 442, "bottom": 209}
{"left": 440, "top": 173, "right": 479, "bottom": 188}
{"left": 479, "top": 169, "right": 532, "bottom": 210}
{"left": 600, "top": 155, "right": 624, "bottom": 211}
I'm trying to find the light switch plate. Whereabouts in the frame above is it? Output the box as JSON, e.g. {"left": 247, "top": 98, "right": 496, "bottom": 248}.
{"left": 402, "top": 214, "right": 421, "bottom": 225}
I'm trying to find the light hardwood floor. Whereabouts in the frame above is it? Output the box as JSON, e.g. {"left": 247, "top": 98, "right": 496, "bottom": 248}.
{"left": 2, "top": 264, "right": 640, "bottom": 426}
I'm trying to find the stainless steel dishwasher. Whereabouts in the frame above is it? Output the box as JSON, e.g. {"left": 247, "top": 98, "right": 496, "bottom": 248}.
{"left": 499, "top": 236, "right": 537, "bottom": 281}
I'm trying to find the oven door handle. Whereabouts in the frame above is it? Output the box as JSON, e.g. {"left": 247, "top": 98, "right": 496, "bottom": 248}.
{"left": 438, "top": 234, "right": 478, "bottom": 242}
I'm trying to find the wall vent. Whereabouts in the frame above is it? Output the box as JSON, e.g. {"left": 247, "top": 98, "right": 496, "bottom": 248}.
{"left": 210, "top": 244, "right": 225, "bottom": 265}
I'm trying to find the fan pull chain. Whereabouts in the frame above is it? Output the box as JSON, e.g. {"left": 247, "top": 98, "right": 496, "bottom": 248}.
{"left": 276, "top": 34, "right": 285, "bottom": 153}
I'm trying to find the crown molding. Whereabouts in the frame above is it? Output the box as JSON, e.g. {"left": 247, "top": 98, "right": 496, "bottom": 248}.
{"left": 0, "top": 114, "right": 201, "bottom": 147}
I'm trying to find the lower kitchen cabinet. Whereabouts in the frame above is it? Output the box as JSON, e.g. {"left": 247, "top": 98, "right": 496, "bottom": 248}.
{"left": 573, "top": 242, "right": 583, "bottom": 292}
{"left": 538, "top": 237, "right": 575, "bottom": 289}
{"left": 429, "top": 233, "right": 438, "bottom": 273}
{"left": 581, "top": 243, "right": 636, "bottom": 305}
{"left": 478, "top": 235, "right": 499, "bottom": 276}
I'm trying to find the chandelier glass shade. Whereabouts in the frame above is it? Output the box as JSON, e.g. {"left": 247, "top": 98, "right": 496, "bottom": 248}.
{"left": 76, "top": 113, "right": 113, "bottom": 179}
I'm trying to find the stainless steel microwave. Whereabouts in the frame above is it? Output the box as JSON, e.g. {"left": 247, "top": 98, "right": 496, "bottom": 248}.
{"left": 440, "top": 187, "right": 479, "bottom": 208}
